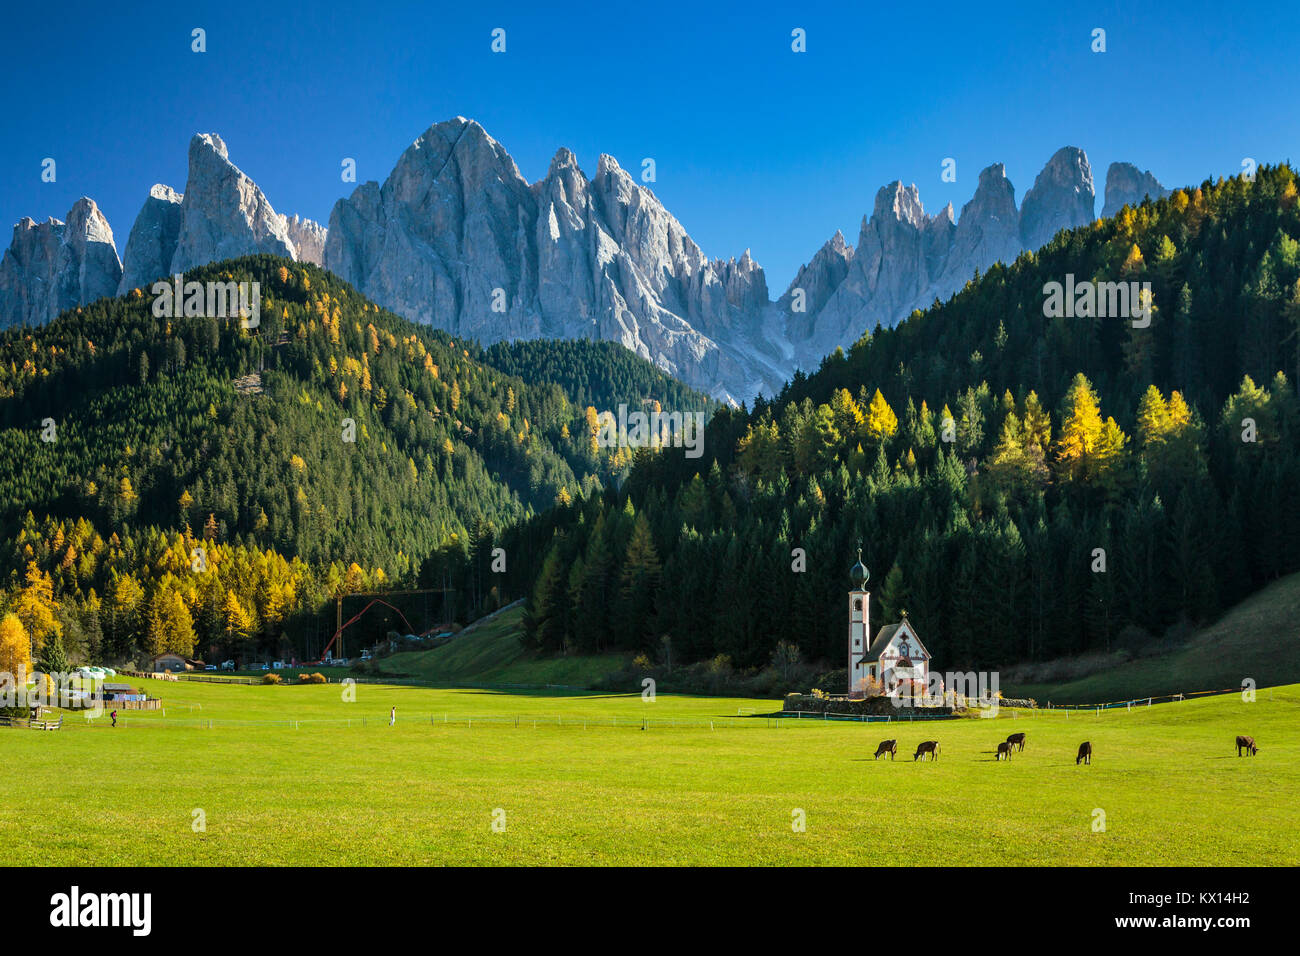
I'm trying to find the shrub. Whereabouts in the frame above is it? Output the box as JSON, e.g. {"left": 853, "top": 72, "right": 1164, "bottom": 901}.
{"left": 298, "top": 672, "right": 327, "bottom": 684}
{"left": 262, "top": 673, "right": 282, "bottom": 685}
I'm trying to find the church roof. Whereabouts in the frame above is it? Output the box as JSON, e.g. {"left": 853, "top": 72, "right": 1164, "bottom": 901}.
{"left": 868, "top": 618, "right": 931, "bottom": 660}
{"left": 868, "top": 624, "right": 904, "bottom": 656}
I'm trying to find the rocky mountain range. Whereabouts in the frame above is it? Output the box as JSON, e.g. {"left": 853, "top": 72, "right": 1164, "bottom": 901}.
{"left": 0, "top": 133, "right": 328, "bottom": 327}
{"left": 0, "top": 120, "right": 1170, "bottom": 402}
{"left": 0, "top": 198, "right": 121, "bottom": 328}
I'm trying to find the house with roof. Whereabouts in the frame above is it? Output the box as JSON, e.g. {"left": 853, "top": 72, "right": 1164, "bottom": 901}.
{"left": 150, "top": 652, "right": 190, "bottom": 673}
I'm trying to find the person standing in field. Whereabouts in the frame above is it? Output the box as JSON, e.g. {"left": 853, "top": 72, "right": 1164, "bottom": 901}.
{"left": 389, "top": 706, "right": 396, "bottom": 726}
{"left": 110, "top": 709, "right": 117, "bottom": 728}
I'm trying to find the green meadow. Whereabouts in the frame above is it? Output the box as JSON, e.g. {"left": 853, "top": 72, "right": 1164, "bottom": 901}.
{"left": 3, "top": 676, "right": 1297, "bottom": 866}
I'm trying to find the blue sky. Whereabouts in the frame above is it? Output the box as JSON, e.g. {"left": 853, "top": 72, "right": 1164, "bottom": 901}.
{"left": 3, "top": 0, "right": 1298, "bottom": 290}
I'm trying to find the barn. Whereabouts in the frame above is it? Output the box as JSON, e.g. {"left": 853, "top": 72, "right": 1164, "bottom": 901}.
{"left": 151, "top": 653, "right": 189, "bottom": 673}
{"left": 98, "top": 683, "right": 146, "bottom": 703}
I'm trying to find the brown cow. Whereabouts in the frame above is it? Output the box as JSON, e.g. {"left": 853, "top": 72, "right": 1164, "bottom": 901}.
{"left": 913, "top": 740, "right": 940, "bottom": 761}
{"left": 1076, "top": 741, "right": 1092, "bottom": 765}
{"left": 874, "top": 739, "right": 897, "bottom": 760}
{"left": 1006, "top": 732, "right": 1026, "bottom": 752}
{"left": 996, "top": 741, "right": 1013, "bottom": 761}
{"left": 1236, "top": 735, "right": 1258, "bottom": 756}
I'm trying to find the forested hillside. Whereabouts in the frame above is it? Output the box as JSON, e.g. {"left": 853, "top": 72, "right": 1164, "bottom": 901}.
{"left": 481, "top": 339, "right": 715, "bottom": 416}
{"left": 509, "top": 166, "right": 1300, "bottom": 674}
{"left": 0, "top": 257, "right": 687, "bottom": 668}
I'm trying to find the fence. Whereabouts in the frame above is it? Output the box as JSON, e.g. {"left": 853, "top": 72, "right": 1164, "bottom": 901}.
{"left": 783, "top": 709, "right": 960, "bottom": 723}
{"left": 341, "top": 674, "right": 595, "bottom": 692}
{"left": 1042, "top": 687, "right": 1243, "bottom": 711}
{"left": 119, "top": 670, "right": 178, "bottom": 682}
{"left": 0, "top": 714, "right": 63, "bottom": 730}
{"left": 107, "top": 698, "right": 162, "bottom": 711}
{"left": 71, "top": 711, "right": 792, "bottom": 732}
{"left": 176, "top": 674, "right": 263, "bottom": 685}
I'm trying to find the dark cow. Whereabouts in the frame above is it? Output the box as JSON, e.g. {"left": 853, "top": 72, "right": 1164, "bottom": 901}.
{"left": 874, "top": 739, "right": 897, "bottom": 760}
{"left": 1236, "top": 735, "right": 1258, "bottom": 756}
{"left": 913, "top": 740, "right": 940, "bottom": 761}
{"left": 996, "top": 741, "right": 1013, "bottom": 761}
{"left": 1076, "top": 741, "right": 1092, "bottom": 765}
{"left": 1006, "top": 732, "right": 1026, "bottom": 752}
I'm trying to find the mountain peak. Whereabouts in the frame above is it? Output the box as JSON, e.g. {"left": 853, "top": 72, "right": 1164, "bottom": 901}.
{"left": 874, "top": 181, "right": 927, "bottom": 228}
{"left": 118, "top": 184, "right": 184, "bottom": 293}
{"left": 1102, "top": 161, "right": 1169, "bottom": 219}
{"left": 1019, "top": 146, "right": 1095, "bottom": 251}
{"left": 170, "top": 131, "right": 295, "bottom": 275}
{"left": 548, "top": 146, "right": 580, "bottom": 176}
{"left": 0, "top": 198, "right": 121, "bottom": 327}
{"left": 191, "top": 132, "right": 228, "bottom": 161}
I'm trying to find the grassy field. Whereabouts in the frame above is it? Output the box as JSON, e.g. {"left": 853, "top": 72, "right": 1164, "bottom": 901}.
{"left": 3, "top": 676, "right": 1297, "bottom": 865}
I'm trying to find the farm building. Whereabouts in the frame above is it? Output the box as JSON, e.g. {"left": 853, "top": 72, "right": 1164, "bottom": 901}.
{"left": 92, "top": 682, "right": 161, "bottom": 711}
{"left": 98, "top": 683, "right": 147, "bottom": 703}
{"left": 151, "top": 653, "right": 190, "bottom": 673}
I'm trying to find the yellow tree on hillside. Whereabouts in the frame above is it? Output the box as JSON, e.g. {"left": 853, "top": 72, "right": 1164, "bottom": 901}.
{"left": 223, "top": 590, "right": 254, "bottom": 644}
{"left": 1135, "top": 384, "right": 1170, "bottom": 446}
{"left": 1054, "top": 373, "right": 1127, "bottom": 487}
{"left": 146, "top": 588, "right": 195, "bottom": 658}
{"left": 0, "top": 613, "right": 31, "bottom": 683}
{"left": 864, "top": 389, "right": 898, "bottom": 444}
{"left": 13, "top": 561, "right": 60, "bottom": 654}
{"left": 1137, "top": 385, "right": 1202, "bottom": 483}
{"left": 735, "top": 419, "right": 784, "bottom": 483}
{"left": 829, "top": 388, "right": 865, "bottom": 441}
{"left": 1021, "top": 391, "right": 1051, "bottom": 454}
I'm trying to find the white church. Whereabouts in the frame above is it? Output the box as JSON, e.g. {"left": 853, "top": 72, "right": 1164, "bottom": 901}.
{"left": 846, "top": 549, "right": 934, "bottom": 700}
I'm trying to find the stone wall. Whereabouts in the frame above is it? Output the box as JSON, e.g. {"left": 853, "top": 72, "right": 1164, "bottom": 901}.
{"left": 782, "top": 694, "right": 953, "bottom": 717}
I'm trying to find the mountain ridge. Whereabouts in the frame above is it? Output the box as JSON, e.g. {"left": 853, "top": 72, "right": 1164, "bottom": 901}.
{"left": 1, "top": 120, "right": 1174, "bottom": 403}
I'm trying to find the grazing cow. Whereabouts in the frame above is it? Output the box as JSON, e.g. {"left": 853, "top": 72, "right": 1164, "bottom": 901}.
{"left": 913, "top": 740, "right": 940, "bottom": 761}
{"left": 874, "top": 739, "right": 897, "bottom": 760}
{"left": 1076, "top": 741, "right": 1092, "bottom": 765}
{"left": 1006, "top": 732, "right": 1026, "bottom": 752}
{"left": 1236, "top": 735, "right": 1258, "bottom": 756}
{"left": 996, "top": 741, "right": 1013, "bottom": 761}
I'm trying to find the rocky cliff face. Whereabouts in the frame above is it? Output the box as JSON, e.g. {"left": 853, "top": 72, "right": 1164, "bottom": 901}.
{"left": 117, "top": 184, "right": 183, "bottom": 293}
{"left": 784, "top": 149, "right": 1104, "bottom": 369}
{"left": 1018, "top": 147, "right": 1096, "bottom": 252}
{"left": 779, "top": 230, "right": 854, "bottom": 340}
{"left": 0, "top": 198, "right": 121, "bottom": 328}
{"left": 325, "top": 118, "right": 780, "bottom": 401}
{"left": 283, "top": 214, "right": 327, "bottom": 267}
{"left": 793, "top": 183, "right": 947, "bottom": 367}
{"left": 324, "top": 124, "right": 1167, "bottom": 400}
{"left": 936, "top": 162, "right": 1021, "bottom": 289}
{"left": 1, "top": 119, "right": 1172, "bottom": 400}
{"left": 1101, "top": 162, "right": 1170, "bottom": 219}
{"left": 2, "top": 134, "right": 328, "bottom": 318}
{"left": 169, "top": 133, "right": 297, "bottom": 274}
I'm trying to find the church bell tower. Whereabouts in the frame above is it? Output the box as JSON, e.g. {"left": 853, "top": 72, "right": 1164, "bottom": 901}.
{"left": 848, "top": 547, "right": 870, "bottom": 699}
